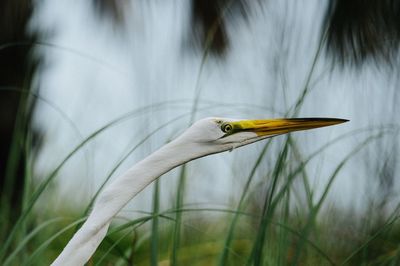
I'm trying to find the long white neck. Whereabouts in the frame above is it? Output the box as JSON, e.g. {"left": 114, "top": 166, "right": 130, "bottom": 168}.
{"left": 52, "top": 138, "right": 195, "bottom": 266}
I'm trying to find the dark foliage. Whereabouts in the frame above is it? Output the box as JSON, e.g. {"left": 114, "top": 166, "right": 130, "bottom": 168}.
{"left": 191, "top": 0, "right": 249, "bottom": 55}
{"left": 91, "top": 1, "right": 400, "bottom": 64}
{"left": 191, "top": 0, "right": 230, "bottom": 55}
{"left": 325, "top": 0, "right": 400, "bottom": 65}
{"left": 92, "top": 0, "right": 126, "bottom": 24}
{"left": 0, "top": 0, "right": 38, "bottom": 226}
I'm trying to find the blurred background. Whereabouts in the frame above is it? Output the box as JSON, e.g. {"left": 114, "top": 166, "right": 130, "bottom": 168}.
{"left": 1, "top": 0, "right": 400, "bottom": 265}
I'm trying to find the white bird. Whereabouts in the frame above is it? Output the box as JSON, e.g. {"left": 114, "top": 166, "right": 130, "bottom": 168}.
{"left": 52, "top": 117, "right": 347, "bottom": 265}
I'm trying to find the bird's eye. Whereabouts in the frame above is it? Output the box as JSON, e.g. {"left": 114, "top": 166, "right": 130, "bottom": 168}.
{"left": 221, "top": 123, "right": 233, "bottom": 133}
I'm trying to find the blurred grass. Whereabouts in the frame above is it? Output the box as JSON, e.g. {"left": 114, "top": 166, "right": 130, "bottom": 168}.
{"left": 1, "top": 88, "right": 400, "bottom": 265}
{"left": 2, "top": 19, "right": 400, "bottom": 266}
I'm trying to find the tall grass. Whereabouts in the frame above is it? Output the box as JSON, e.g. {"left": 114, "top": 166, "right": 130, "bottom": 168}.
{"left": 2, "top": 12, "right": 400, "bottom": 265}
{"left": 2, "top": 85, "right": 399, "bottom": 265}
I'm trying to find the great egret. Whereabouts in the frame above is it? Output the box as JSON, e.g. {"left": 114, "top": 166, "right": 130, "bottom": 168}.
{"left": 52, "top": 117, "right": 347, "bottom": 265}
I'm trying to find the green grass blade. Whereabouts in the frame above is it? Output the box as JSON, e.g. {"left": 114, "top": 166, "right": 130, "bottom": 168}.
{"left": 290, "top": 133, "right": 386, "bottom": 265}
{"left": 3, "top": 217, "right": 64, "bottom": 266}
{"left": 151, "top": 179, "right": 160, "bottom": 266}
{"left": 171, "top": 165, "right": 187, "bottom": 266}
{"left": 22, "top": 218, "right": 86, "bottom": 265}
{"left": 248, "top": 137, "right": 290, "bottom": 266}
{"left": 219, "top": 139, "right": 273, "bottom": 265}
{"left": 341, "top": 215, "right": 400, "bottom": 265}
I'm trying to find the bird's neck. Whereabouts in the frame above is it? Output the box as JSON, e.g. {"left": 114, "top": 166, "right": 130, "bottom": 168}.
{"left": 52, "top": 138, "right": 197, "bottom": 266}
{"left": 95, "top": 138, "right": 195, "bottom": 216}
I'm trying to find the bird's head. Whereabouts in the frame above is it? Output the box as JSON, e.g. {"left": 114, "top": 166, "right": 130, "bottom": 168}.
{"left": 177, "top": 117, "right": 348, "bottom": 157}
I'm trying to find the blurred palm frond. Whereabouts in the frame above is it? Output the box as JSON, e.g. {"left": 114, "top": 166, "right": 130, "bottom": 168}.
{"left": 324, "top": 0, "right": 400, "bottom": 66}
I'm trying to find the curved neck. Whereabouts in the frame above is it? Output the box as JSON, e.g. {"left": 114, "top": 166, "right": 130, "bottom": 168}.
{"left": 52, "top": 138, "right": 197, "bottom": 265}
{"left": 95, "top": 138, "right": 194, "bottom": 215}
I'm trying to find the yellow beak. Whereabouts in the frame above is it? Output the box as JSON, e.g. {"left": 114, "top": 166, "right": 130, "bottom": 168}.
{"left": 228, "top": 118, "right": 348, "bottom": 136}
